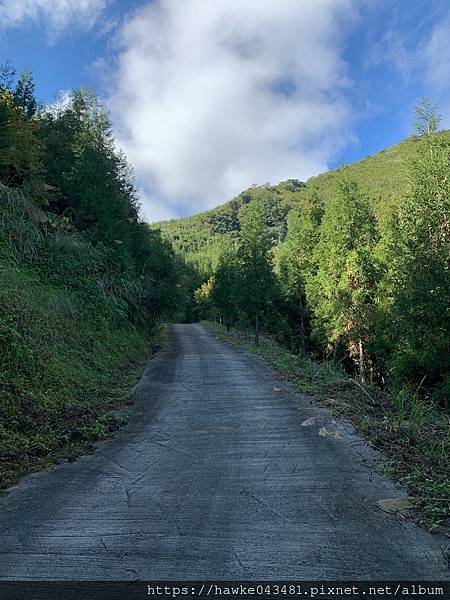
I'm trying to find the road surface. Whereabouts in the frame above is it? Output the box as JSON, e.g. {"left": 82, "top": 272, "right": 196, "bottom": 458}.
{"left": 0, "top": 324, "right": 447, "bottom": 579}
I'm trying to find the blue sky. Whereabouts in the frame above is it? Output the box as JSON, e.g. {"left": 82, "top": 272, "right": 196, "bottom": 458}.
{"left": 1, "top": 0, "right": 449, "bottom": 221}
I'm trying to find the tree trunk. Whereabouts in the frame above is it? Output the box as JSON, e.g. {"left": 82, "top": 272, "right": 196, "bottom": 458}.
{"left": 255, "top": 312, "right": 260, "bottom": 345}
{"left": 359, "top": 338, "right": 365, "bottom": 382}
{"left": 298, "top": 293, "right": 306, "bottom": 353}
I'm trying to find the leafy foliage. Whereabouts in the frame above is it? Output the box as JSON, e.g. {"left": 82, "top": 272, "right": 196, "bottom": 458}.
{"left": 236, "top": 200, "right": 278, "bottom": 344}
{"left": 211, "top": 244, "right": 240, "bottom": 330}
{"left": 376, "top": 103, "right": 450, "bottom": 396}
{"left": 274, "top": 195, "right": 323, "bottom": 351}
{"left": 13, "top": 67, "right": 37, "bottom": 119}
{"left": 0, "top": 90, "right": 44, "bottom": 198}
{"left": 156, "top": 180, "right": 306, "bottom": 276}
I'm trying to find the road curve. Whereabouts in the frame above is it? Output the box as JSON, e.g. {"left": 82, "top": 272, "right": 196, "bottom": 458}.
{"left": 0, "top": 324, "right": 447, "bottom": 580}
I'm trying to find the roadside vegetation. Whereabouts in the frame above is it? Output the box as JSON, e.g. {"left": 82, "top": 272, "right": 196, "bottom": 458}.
{"left": 0, "top": 63, "right": 182, "bottom": 487}
{"left": 161, "top": 100, "right": 449, "bottom": 409}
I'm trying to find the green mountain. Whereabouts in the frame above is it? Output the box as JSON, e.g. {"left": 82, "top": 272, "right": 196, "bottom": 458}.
{"left": 154, "top": 179, "right": 305, "bottom": 274}
{"left": 155, "top": 133, "right": 447, "bottom": 274}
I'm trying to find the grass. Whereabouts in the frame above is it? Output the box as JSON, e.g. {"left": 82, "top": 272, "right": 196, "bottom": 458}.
{"left": 206, "top": 321, "right": 450, "bottom": 535}
{"left": 0, "top": 305, "right": 170, "bottom": 489}
{"left": 0, "top": 268, "right": 171, "bottom": 489}
{"left": 0, "top": 187, "right": 172, "bottom": 489}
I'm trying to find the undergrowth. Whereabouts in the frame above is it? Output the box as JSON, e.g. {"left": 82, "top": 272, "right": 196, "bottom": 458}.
{"left": 0, "top": 187, "right": 169, "bottom": 488}
{"left": 207, "top": 321, "right": 450, "bottom": 535}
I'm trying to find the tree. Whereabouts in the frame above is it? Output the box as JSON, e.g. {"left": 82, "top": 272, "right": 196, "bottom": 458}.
{"left": 194, "top": 277, "right": 216, "bottom": 321}
{"left": 379, "top": 101, "right": 450, "bottom": 398}
{"left": 275, "top": 194, "right": 323, "bottom": 351}
{"left": 0, "top": 90, "right": 44, "bottom": 197}
{"left": 14, "top": 67, "right": 37, "bottom": 119}
{"left": 307, "top": 180, "right": 379, "bottom": 378}
{"left": 237, "top": 199, "right": 276, "bottom": 344}
{"left": 212, "top": 244, "right": 240, "bottom": 330}
{"left": 40, "top": 88, "right": 135, "bottom": 249}
{"left": 413, "top": 98, "right": 441, "bottom": 136}
{"left": 0, "top": 61, "right": 16, "bottom": 92}
{"left": 35, "top": 86, "right": 181, "bottom": 325}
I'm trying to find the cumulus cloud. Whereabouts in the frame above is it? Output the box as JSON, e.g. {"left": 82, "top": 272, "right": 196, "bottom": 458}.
{"left": 107, "top": 0, "right": 355, "bottom": 221}
{"left": 0, "top": 0, "right": 109, "bottom": 40}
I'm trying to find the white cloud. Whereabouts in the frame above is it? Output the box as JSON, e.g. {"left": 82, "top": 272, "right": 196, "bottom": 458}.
{"left": 368, "top": 29, "right": 412, "bottom": 80}
{"left": 0, "top": 0, "right": 109, "bottom": 40}
{"left": 422, "top": 16, "right": 450, "bottom": 127}
{"left": 107, "top": 0, "right": 356, "bottom": 221}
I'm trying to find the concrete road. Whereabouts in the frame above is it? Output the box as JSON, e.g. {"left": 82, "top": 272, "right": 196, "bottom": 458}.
{"left": 0, "top": 324, "right": 448, "bottom": 580}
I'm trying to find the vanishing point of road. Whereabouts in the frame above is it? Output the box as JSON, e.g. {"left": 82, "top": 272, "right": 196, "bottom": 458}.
{"left": 0, "top": 324, "right": 448, "bottom": 579}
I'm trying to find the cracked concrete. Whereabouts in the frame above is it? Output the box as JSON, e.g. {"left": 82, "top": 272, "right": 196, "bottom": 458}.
{"left": 0, "top": 324, "right": 448, "bottom": 580}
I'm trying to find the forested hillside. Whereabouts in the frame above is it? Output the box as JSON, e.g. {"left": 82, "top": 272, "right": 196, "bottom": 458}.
{"left": 156, "top": 179, "right": 306, "bottom": 275}
{"left": 156, "top": 132, "right": 422, "bottom": 275}
{"left": 158, "top": 102, "right": 449, "bottom": 406}
{"left": 1, "top": 58, "right": 448, "bottom": 528}
{"left": 0, "top": 63, "right": 182, "bottom": 486}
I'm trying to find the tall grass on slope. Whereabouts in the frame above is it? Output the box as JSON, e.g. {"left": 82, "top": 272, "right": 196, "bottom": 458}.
{"left": 0, "top": 187, "right": 154, "bottom": 488}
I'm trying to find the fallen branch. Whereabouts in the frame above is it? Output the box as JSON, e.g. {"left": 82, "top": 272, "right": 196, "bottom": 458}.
{"left": 420, "top": 497, "right": 450, "bottom": 503}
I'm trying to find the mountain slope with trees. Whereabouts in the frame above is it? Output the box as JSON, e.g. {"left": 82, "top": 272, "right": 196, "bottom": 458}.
{"left": 0, "top": 64, "right": 183, "bottom": 487}
{"left": 157, "top": 108, "right": 449, "bottom": 406}
{"left": 156, "top": 131, "right": 432, "bottom": 275}
{"left": 156, "top": 179, "right": 306, "bottom": 275}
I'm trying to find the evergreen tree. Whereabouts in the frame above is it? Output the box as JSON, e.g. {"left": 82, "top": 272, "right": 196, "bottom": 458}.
{"left": 237, "top": 200, "right": 276, "bottom": 344}
{"left": 212, "top": 244, "right": 240, "bottom": 330}
{"left": 0, "top": 60, "right": 16, "bottom": 92}
{"left": 380, "top": 101, "right": 450, "bottom": 399}
{"left": 0, "top": 90, "right": 44, "bottom": 197}
{"left": 37, "top": 86, "right": 180, "bottom": 325}
{"left": 275, "top": 194, "right": 323, "bottom": 351}
{"left": 307, "top": 180, "right": 379, "bottom": 378}
{"left": 14, "top": 67, "right": 37, "bottom": 119}
{"left": 40, "top": 89, "right": 134, "bottom": 249}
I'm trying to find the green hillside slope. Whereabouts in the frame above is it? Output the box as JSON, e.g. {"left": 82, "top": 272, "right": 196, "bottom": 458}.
{"left": 155, "top": 132, "right": 449, "bottom": 274}
{"left": 155, "top": 179, "right": 305, "bottom": 274}
{"left": 0, "top": 77, "right": 182, "bottom": 488}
